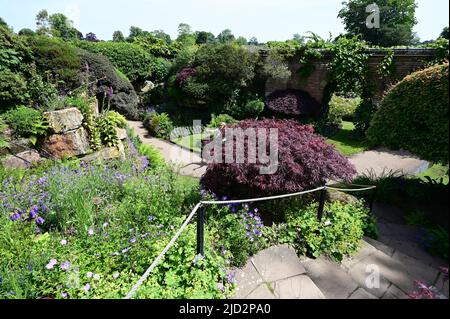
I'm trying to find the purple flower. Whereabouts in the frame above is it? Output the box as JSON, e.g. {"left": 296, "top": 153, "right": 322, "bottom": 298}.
{"left": 29, "top": 205, "right": 39, "bottom": 220}
{"left": 61, "top": 292, "right": 68, "bottom": 298}
{"left": 82, "top": 283, "right": 91, "bottom": 292}
{"left": 37, "top": 177, "right": 48, "bottom": 187}
{"left": 9, "top": 213, "right": 20, "bottom": 222}
{"left": 148, "top": 216, "right": 155, "bottom": 221}
{"left": 122, "top": 247, "right": 131, "bottom": 254}
{"left": 87, "top": 272, "right": 93, "bottom": 278}
{"left": 226, "top": 272, "right": 236, "bottom": 284}
{"left": 61, "top": 261, "right": 70, "bottom": 271}
{"left": 60, "top": 239, "right": 68, "bottom": 246}
{"left": 105, "top": 87, "right": 114, "bottom": 99}
{"left": 140, "top": 156, "right": 149, "bottom": 171}
{"left": 88, "top": 228, "right": 94, "bottom": 236}
{"left": 36, "top": 217, "right": 45, "bottom": 225}
{"left": 130, "top": 238, "right": 137, "bottom": 244}
{"left": 46, "top": 259, "right": 58, "bottom": 270}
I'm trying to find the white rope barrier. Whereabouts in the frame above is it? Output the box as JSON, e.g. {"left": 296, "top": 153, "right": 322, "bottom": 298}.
{"left": 124, "top": 183, "right": 376, "bottom": 298}
{"left": 124, "top": 202, "right": 202, "bottom": 299}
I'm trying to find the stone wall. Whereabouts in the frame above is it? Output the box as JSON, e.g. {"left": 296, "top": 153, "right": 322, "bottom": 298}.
{"left": 265, "top": 48, "right": 437, "bottom": 104}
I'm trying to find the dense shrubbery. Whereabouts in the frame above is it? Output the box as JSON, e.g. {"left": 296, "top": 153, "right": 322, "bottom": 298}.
{"left": 367, "top": 63, "right": 449, "bottom": 164}
{"left": 286, "top": 200, "right": 370, "bottom": 262}
{"left": 143, "top": 112, "right": 174, "bottom": 139}
{"left": 201, "top": 119, "right": 356, "bottom": 199}
{"left": 77, "top": 49, "right": 140, "bottom": 119}
{"left": 2, "top": 106, "right": 48, "bottom": 142}
{"left": 266, "top": 89, "right": 321, "bottom": 116}
{"left": 74, "top": 41, "right": 168, "bottom": 86}
{"left": 172, "top": 44, "right": 258, "bottom": 113}
{"left": 28, "top": 36, "right": 81, "bottom": 91}
{"left": 208, "top": 114, "right": 238, "bottom": 128}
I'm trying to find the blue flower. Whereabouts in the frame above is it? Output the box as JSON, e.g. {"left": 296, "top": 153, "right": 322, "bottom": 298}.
{"left": 9, "top": 212, "right": 20, "bottom": 222}
{"left": 29, "top": 205, "right": 39, "bottom": 220}
{"left": 36, "top": 217, "right": 45, "bottom": 225}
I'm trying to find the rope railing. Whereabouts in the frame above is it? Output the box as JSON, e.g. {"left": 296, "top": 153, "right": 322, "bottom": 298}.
{"left": 124, "top": 183, "right": 376, "bottom": 299}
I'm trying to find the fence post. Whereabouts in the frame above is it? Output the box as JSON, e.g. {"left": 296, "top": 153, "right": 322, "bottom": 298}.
{"left": 196, "top": 205, "right": 205, "bottom": 256}
{"left": 369, "top": 188, "right": 377, "bottom": 215}
{"left": 317, "top": 188, "right": 326, "bottom": 222}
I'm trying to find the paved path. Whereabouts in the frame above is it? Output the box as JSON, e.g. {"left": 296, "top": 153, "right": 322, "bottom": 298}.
{"left": 129, "top": 121, "right": 429, "bottom": 178}
{"left": 127, "top": 121, "right": 206, "bottom": 178}
{"left": 348, "top": 147, "right": 429, "bottom": 177}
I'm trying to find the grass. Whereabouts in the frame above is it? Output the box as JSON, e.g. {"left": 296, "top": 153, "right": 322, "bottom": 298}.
{"left": 172, "top": 133, "right": 211, "bottom": 154}
{"left": 326, "top": 121, "right": 370, "bottom": 156}
{"left": 416, "top": 164, "right": 449, "bottom": 184}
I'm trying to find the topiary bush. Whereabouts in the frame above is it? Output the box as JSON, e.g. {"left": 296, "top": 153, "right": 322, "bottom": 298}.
{"left": 77, "top": 49, "right": 140, "bottom": 120}
{"left": 266, "top": 89, "right": 321, "bottom": 116}
{"left": 367, "top": 63, "right": 449, "bottom": 164}
{"left": 201, "top": 119, "right": 356, "bottom": 198}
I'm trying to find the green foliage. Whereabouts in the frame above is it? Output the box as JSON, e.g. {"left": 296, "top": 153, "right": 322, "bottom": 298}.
{"left": 28, "top": 36, "right": 81, "bottom": 90}
{"left": 143, "top": 112, "right": 174, "bottom": 139}
{"left": 323, "top": 95, "right": 361, "bottom": 131}
{"left": 286, "top": 201, "right": 370, "bottom": 262}
{"left": 328, "top": 36, "right": 369, "bottom": 96}
{"left": 338, "top": 0, "right": 418, "bottom": 47}
{"left": 3, "top": 106, "right": 48, "bottom": 142}
{"left": 208, "top": 114, "right": 238, "bottom": 128}
{"left": 35, "top": 10, "right": 81, "bottom": 40}
{"left": 106, "top": 111, "right": 127, "bottom": 128}
{"left": 74, "top": 41, "right": 168, "bottom": 84}
{"left": 0, "top": 69, "right": 28, "bottom": 108}
{"left": 76, "top": 48, "right": 140, "bottom": 120}
{"left": 424, "top": 38, "right": 449, "bottom": 65}
{"left": 0, "top": 117, "right": 9, "bottom": 149}
{"left": 419, "top": 226, "right": 449, "bottom": 261}
{"left": 127, "top": 127, "right": 166, "bottom": 169}
{"left": 112, "top": 31, "right": 125, "bottom": 42}
{"left": 95, "top": 112, "right": 119, "bottom": 147}
{"left": 377, "top": 49, "right": 395, "bottom": 78}
{"left": 367, "top": 63, "right": 449, "bottom": 164}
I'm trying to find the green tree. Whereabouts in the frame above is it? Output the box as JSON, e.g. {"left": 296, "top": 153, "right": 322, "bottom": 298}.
{"left": 235, "top": 36, "right": 247, "bottom": 46}
{"left": 196, "top": 31, "right": 215, "bottom": 44}
{"left": 127, "top": 26, "right": 147, "bottom": 42}
{"left": 0, "top": 17, "right": 7, "bottom": 28}
{"left": 217, "top": 29, "right": 235, "bottom": 43}
{"left": 151, "top": 29, "right": 172, "bottom": 44}
{"left": 18, "top": 28, "right": 36, "bottom": 36}
{"left": 36, "top": 9, "right": 50, "bottom": 35}
{"left": 248, "top": 37, "right": 258, "bottom": 45}
{"left": 440, "top": 26, "right": 449, "bottom": 40}
{"left": 338, "top": 0, "right": 418, "bottom": 47}
{"left": 177, "top": 23, "right": 196, "bottom": 45}
{"left": 112, "top": 30, "right": 125, "bottom": 42}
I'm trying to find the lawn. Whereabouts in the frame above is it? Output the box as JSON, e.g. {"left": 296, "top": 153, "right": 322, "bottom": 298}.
{"left": 326, "top": 121, "right": 370, "bottom": 156}
{"left": 416, "top": 164, "right": 449, "bottom": 184}
{"left": 172, "top": 122, "right": 370, "bottom": 157}
{"left": 172, "top": 133, "right": 211, "bottom": 154}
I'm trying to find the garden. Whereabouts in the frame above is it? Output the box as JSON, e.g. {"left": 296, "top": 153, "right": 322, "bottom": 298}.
{"left": 0, "top": 1, "right": 449, "bottom": 300}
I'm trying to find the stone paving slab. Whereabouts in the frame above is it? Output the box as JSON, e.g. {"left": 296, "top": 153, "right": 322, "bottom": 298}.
{"left": 246, "top": 283, "right": 278, "bottom": 299}
{"left": 341, "top": 240, "right": 377, "bottom": 270}
{"left": 347, "top": 251, "right": 416, "bottom": 296}
{"left": 382, "top": 284, "right": 409, "bottom": 299}
{"left": 348, "top": 288, "right": 378, "bottom": 299}
{"left": 363, "top": 237, "right": 395, "bottom": 257}
{"left": 232, "top": 262, "right": 264, "bottom": 299}
{"left": 391, "top": 250, "right": 439, "bottom": 284}
{"left": 274, "top": 275, "right": 326, "bottom": 299}
{"left": 251, "top": 245, "right": 306, "bottom": 282}
{"left": 302, "top": 256, "right": 359, "bottom": 299}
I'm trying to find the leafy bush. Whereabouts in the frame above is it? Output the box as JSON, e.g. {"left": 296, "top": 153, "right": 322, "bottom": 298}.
{"left": 0, "top": 69, "right": 28, "bottom": 108}
{"left": 367, "top": 63, "right": 449, "bottom": 164}
{"left": 226, "top": 98, "right": 265, "bottom": 119}
{"left": 175, "top": 44, "right": 258, "bottom": 112}
{"left": 77, "top": 49, "right": 140, "bottom": 120}
{"left": 74, "top": 41, "right": 168, "bottom": 85}
{"left": 143, "top": 112, "right": 174, "bottom": 139}
{"left": 3, "top": 106, "right": 48, "bottom": 142}
{"left": 205, "top": 202, "right": 266, "bottom": 267}
{"left": 106, "top": 110, "right": 127, "bottom": 128}
{"left": 208, "top": 114, "right": 238, "bottom": 128}
{"left": 95, "top": 112, "right": 119, "bottom": 147}
{"left": 266, "top": 89, "right": 321, "bottom": 116}
{"left": 28, "top": 36, "right": 81, "bottom": 90}
{"left": 175, "top": 67, "right": 196, "bottom": 86}
{"left": 201, "top": 119, "right": 356, "bottom": 199}
{"left": 0, "top": 159, "right": 232, "bottom": 298}
{"left": 287, "top": 201, "right": 369, "bottom": 262}
{"left": 322, "top": 95, "right": 361, "bottom": 133}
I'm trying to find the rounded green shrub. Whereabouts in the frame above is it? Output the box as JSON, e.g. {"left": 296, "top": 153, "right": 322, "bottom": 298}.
{"left": 143, "top": 112, "right": 174, "bottom": 139}
{"left": 367, "top": 63, "right": 449, "bottom": 164}
{"left": 77, "top": 49, "right": 140, "bottom": 119}
{"left": 3, "top": 106, "right": 48, "bottom": 138}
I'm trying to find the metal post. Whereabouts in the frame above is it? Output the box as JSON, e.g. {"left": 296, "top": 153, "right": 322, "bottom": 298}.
{"left": 317, "top": 188, "right": 326, "bottom": 222}
{"left": 196, "top": 205, "right": 205, "bottom": 256}
{"left": 369, "top": 188, "right": 376, "bottom": 215}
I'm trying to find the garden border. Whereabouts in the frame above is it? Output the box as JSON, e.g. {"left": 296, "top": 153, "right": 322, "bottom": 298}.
{"left": 124, "top": 184, "right": 376, "bottom": 299}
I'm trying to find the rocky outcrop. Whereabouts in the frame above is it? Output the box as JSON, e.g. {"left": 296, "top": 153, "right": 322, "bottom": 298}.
{"left": 41, "top": 127, "right": 90, "bottom": 159}
{"left": 80, "top": 142, "right": 125, "bottom": 163}
{"left": 115, "top": 128, "right": 127, "bottom": 140}
{"left": 44, "top": 108, "right": 84, "bottom": 134}
{"left": 1, "top": 150, "right": 41, "bottom": 169}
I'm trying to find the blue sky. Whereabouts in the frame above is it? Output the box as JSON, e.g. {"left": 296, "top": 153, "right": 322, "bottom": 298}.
{"left": 1, "top": 0, "right": 448, "bottom": 42}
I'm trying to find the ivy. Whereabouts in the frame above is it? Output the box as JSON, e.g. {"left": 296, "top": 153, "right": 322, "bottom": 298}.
{"left": 377, "top": 48, "right": 395, "bottom": 78}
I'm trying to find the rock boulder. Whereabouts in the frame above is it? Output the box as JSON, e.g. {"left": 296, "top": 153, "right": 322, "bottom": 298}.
{"left": 41, "top": 127, "right": 90, "bottom": 159}
{"left": 45, "top": 108, "right": 84, "bottom": 134}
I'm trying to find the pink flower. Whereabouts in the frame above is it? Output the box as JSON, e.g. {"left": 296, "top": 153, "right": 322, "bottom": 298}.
{"left": 60, "top": 239, "right": 68, "bottom": 246}
{"left": 82, "top": 283, "right": 91, "bottom": 292}
{"left": 45, "top": 259, "right": 58, "bottom": 270}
